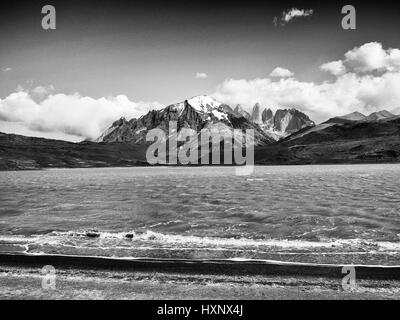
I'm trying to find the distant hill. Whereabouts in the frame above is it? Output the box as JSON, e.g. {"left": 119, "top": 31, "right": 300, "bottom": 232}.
{"left": 326, "top": 110, "right": 395, "bottom": 124}
{"left": 365, "top": 110, "right": 396, "bottom": 121}
{"left": 255, "top": 114, "right": 400, "bottom": 165}
{"left": 0, "top": 132, "right": 148, "bottom": 170}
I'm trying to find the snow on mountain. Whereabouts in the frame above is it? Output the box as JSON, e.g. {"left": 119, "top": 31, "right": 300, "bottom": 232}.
{"left": 187, "top": 95, "right": 222, "bottom": 113}
{"left": 95, "top": 97, "right": 316, "bottom": 144}
{"left": 95, "top": 95, "right": 273, "bottom": 146}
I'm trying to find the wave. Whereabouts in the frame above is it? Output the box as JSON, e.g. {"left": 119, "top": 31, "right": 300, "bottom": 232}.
{"left": 1, "top": 230, "right": 399, "bottom": 253}
{"left": 52, "top": 230, "right": 400, "bottom": 250}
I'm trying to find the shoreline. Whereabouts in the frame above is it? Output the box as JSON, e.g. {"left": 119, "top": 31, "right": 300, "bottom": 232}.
{"left": 1, "top": 253, "right": 400, "bottom": 280}
{"left": 1, "top": 161, "right": 400, "bottom": 172}
{"left": 1, "top": 261, "right": 400, "bottom": 300}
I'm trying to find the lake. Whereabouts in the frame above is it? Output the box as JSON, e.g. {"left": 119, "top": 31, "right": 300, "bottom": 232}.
{"left": 0, "top": 165, "right": 399, "bottom": 265}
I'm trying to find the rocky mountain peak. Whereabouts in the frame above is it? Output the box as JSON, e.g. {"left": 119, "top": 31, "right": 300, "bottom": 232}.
{"left": 272, "top": 108, "right": 314, "bottom": 133}
{"left": 113, "top": 117, "right": 129, "bottom": 126}
{"left": 95, "top": 96, "right": 273, "bottom": 146}
{"left": 246, "top": 107, "right": 315, "bottom": 141}
{"left": 250, "top": 103, "right": 262, "bottom": 123}
{"left": 234, "top": 104, "right": 251, "bottom": 120}
{"left": 262, "top": 108, "right": 273, "bottom": 123}
{"left": 234, "top": 104, "right": 244, "bottom": 113}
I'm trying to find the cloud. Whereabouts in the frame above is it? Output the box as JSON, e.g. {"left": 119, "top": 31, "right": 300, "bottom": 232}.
{"left": 0, "top": 120, "right": 84, "bottom": 142}
{"left": 213, "top": 43, "right": 400, "bottom": 123}
{"left": 213, "top": 74, "right": 400, "bottom": 123}
{"left": 0, "top": 88, "right": 163, "bottom": 142}
{"left": 320, "top": 60, "right": 347, "bottom": 76}
{"left": 270, "top": 67, "right": 294, "bottom": 78}
{"left": 322, "top": 42, "right": 400, "bottom": 75}
{"left": 30, "top": 85, "right": 55, "bottom": 101}
{"left": 345, "top": 42, "right": 388, "bottom": 73}
{"left": 31, "top": 85, "right": 54, "bottom": 96}
{"left": 2, "top": 42, "right": 400, "bottom": 141}
{"left": 273, "top": 8, "right": 314, "bottom": 26}
{"left": 195, "top": 72, "right": 208, "bottom": 79}
{"left": 2, "top": 67, "right": 12, "bottom": 73}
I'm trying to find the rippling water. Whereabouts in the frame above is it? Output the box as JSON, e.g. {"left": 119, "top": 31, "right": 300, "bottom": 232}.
{"left": 0, "top": 165, "right": 399, "bottom": 265}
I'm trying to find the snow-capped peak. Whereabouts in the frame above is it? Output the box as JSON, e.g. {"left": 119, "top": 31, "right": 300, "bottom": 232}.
{"left": 187, "top": 95, "right": 222, "bottom": 113}
{"left": 166, "top": 95, "right": 222, "bottom": 116}
{"left": 187, "top": 95, "right": 231, "bottom": 122}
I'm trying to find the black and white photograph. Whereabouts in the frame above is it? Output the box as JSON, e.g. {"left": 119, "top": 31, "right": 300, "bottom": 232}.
{"left": 0, "top": 0, "right": 400, "bottom": 304}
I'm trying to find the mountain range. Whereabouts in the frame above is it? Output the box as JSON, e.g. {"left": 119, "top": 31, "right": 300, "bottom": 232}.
{"left": 0, "top": 95, "right": 399, "bottom": 170}
{"left": 94, "top": 95, "right": 275, "bottom": 146}
{"left": 95, "top": 95, "right": 315, "bottom": 144}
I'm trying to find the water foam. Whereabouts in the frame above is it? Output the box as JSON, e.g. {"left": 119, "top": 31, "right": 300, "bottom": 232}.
{"left": 0, "top": 230, "right": 397, "bottom": 253}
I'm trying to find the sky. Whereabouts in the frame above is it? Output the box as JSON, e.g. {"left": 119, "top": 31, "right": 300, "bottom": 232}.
{"left": 1, "top": 0, "right": 400, "bottom": 141}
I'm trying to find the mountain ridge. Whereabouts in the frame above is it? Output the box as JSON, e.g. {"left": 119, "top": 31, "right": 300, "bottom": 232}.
{"left": 95, "top": 95, "right": 274, "bottom": 146}
{"left": 326, "top": 110, "right": 396, "bottom": 124}
{"left": 95, "top": 95, "right": 316, "bottom": 144}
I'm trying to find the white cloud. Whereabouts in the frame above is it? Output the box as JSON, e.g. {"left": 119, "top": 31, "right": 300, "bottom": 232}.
{"left": 320, "top": 60, "right": 347, "bottom": 76}
{"left": 274, "top": 8, "right": 314, "bottom": 26}
{"left": 195, "top": 72, "right": 208, "bottom": 79}
{"left": 2, "top": 67, "right": 12, "bottom": 73}
{"left": 0, "top": 120, "right": 83, "bottom": 142}
{"left": 213, "top": 44, "right": 400, "bottom": 123}
{"left": 2, "top": 42, "right": 400, "bottom": 141}
{"left": 0, "top": 89, "right": 163, "bottom": 141}
{"left": 270, "top": 67, "right": 294, "bottom": 78}
{"left": 345, "top": 42, "right": 388, "bottom": 73}
{"left": 386, "top": 48, "right": 400, "bottom": 71}
{"left": 323, "top": 42, "right": 400, "bottom": 75}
